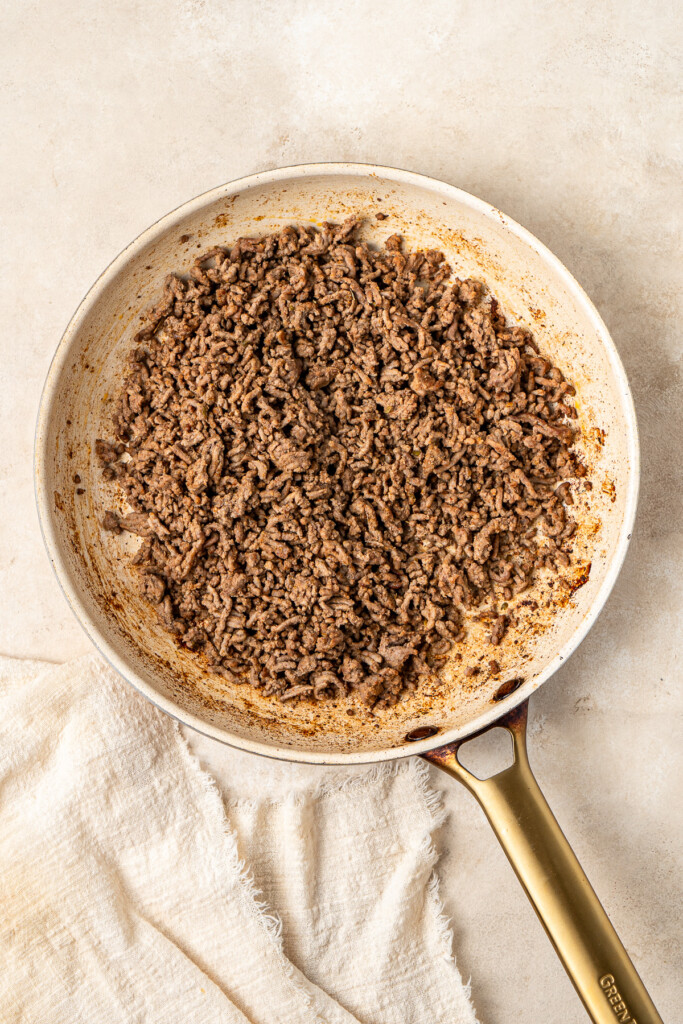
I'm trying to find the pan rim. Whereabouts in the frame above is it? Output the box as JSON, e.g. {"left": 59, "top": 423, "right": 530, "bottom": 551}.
{"left": 34, "top": 161, "right": 639, "bottom": 764}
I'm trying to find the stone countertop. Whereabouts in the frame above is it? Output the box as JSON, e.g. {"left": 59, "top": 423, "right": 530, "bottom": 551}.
{"left": 1, "top": 2, "right": 680, "bottom": 1021}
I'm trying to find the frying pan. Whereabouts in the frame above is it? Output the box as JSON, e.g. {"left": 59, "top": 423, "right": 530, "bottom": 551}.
{"left": 35, "top": 164, "right": 662, "bottom": 1023}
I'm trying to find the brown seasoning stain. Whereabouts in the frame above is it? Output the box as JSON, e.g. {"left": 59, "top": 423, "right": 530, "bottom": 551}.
{"left": 601, "top": 478, "right": 617, "bottom": 503}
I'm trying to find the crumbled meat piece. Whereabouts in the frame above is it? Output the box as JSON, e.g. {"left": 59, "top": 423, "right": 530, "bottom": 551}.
{"left": 119, "top": 512, "right": 152, "bottom": 536}
{"left": 411, "top": 366, "right": 443, "bottom": 396}
{"left": 489, "top": 615, "right": 509, "bottom": 645}
{"left": 306, "top": 365, "right": 338, "bottom": 391}
{"left": 102, "top": 511, "right": 122, "bottom": 534}
{"left": 186, "top": 457, "right": 209, "bottom": 495}
{"left": 139, "top": 574, "right": 166, "bottom": 604}
{"left": 379, "top": 636, "right": 417, "bottom": 670}
{"left": 99, "top": 220, "right": 581, "bottom": 707}
{"left": 280, "top": 684, "right": 314, "bottom": 701}
{"left": 341, "top": 656, "right": 364, "bottom": 686}
{"left": 95, "top": 440, "right": 124, "bottom": 465}
{"left": 268, "top": 440, "right": 312, "bottom": 473}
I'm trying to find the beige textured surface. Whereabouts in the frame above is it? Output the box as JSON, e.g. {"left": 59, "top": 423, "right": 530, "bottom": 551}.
{"left": 0, "top": 2, "right": 680, "bottom": 1022}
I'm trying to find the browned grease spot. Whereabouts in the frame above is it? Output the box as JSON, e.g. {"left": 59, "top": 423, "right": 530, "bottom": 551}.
{"left": 601, "top": 478, "right": 616, "bottom": 503}
{"left": 213, "top": 199, "right": 240, "bottom": 229}
{"left": 54, "top": 491, "right": 65, "bottom": 512}
{"left": 592, "top": 427, "right": 607, "bottom": 447}
{"left": 179, "top": 233, "right": 192, "bottom": 243}
{"left": 565, "top": 562, "right": 592, "bottom": 597}
{"left": 405, "top": 726, "right": 440, "bottom": 741}
{"left": 528, "top": 306, "right": 546, "bottom": 323}
{"left": 492, "top": 677, "right": 524, "bottom": 702}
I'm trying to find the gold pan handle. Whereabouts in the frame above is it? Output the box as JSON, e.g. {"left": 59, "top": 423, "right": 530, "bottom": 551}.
{"left": 422, "top": 702, "right": 663, "bottom": 1024}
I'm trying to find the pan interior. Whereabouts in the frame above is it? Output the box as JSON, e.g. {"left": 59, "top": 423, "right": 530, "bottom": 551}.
{"left": 36, "top": 167, "right": 636, "bottom": 762}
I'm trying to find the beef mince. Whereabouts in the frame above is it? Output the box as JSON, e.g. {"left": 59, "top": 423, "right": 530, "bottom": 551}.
{"left": 98, "top": 219, "right": 582, "bottom": 708}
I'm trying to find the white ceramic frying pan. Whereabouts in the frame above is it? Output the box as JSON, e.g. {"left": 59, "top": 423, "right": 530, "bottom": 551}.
{"left": 35, "top": 165, "right": 661, "bottom": 1023}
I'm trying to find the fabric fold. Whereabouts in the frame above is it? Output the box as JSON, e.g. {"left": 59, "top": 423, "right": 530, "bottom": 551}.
{"left": 0, "top": 653, "right": 477, "bottom": 1024}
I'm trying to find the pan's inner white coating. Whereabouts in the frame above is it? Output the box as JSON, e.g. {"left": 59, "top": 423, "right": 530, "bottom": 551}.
{"left": 36, "top": 168, "right": 636, "bottom": 762}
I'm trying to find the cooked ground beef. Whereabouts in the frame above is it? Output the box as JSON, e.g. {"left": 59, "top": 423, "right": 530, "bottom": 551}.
{"left": 98, "top": 219, "right": 581, "bottom": 708}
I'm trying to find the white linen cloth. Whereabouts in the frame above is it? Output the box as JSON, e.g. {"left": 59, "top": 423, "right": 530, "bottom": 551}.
{"left": 0, "top": 653, "right": 477, "bottom": 1024}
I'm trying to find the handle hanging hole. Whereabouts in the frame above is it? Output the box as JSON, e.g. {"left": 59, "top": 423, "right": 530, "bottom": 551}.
{"left": 456, "top": 727, "right": 514, "bottom": 780}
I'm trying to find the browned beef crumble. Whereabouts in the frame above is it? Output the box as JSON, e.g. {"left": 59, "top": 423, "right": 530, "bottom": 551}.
{"left": 98, "top": 219, "right": 581, "bottom": 708}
